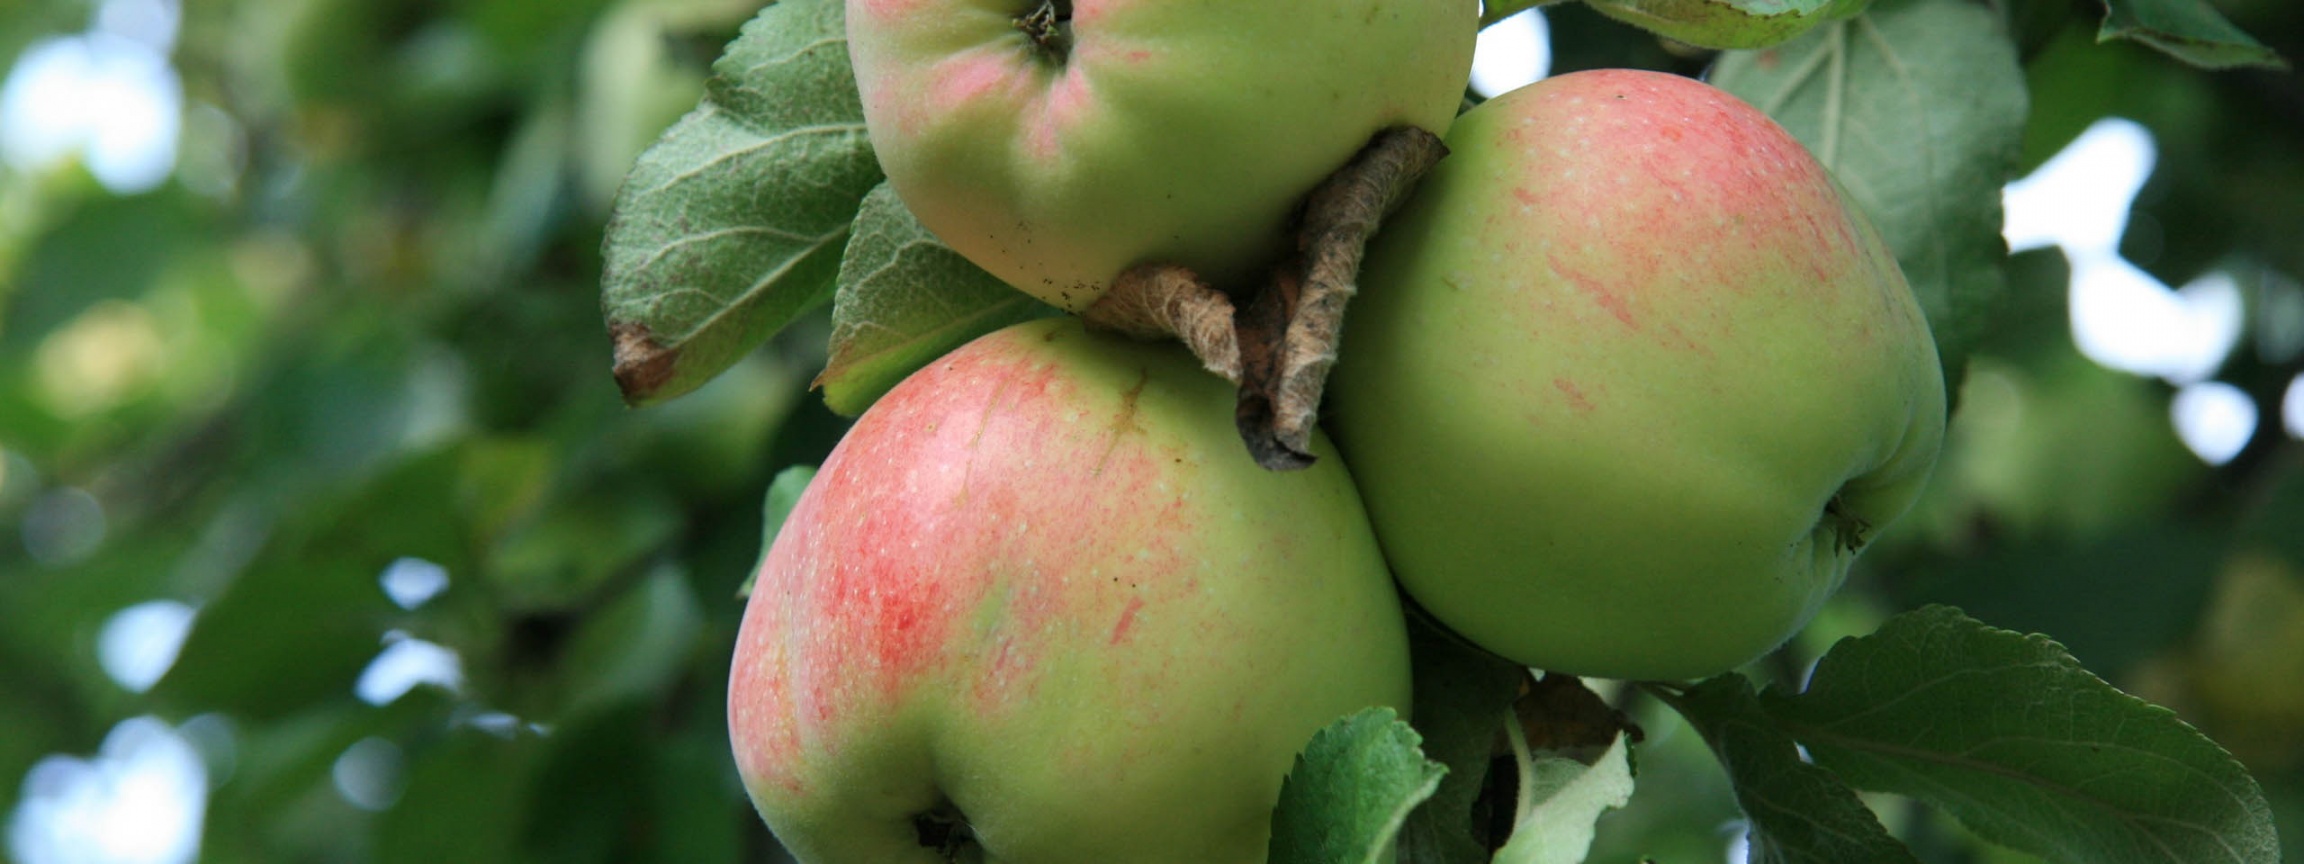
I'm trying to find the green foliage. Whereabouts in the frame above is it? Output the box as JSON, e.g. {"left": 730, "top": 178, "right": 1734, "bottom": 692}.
{"left": 819, "top": 184, "right": 1062, "bottom": 417}
{"left": 1769, "top": 606, "right": 2280, "bottom": 864}
{"left": 555, "top": 565, "right": 705, "bottom": 715}
{"left": 1712, "top": 0, "right": 2028, "bottom": 389}
{"left": 599, "top": 0, "right": 880, "bottom": 405}
{"left": 377, "top": 727, "right": 541, "bottom": 864}
{"left": 1268, "top": 707, "right": 1448, "bottom": 864}
{"left": 1489, "top": 735, "right": 1635, "bottom": 864}
{"left": 737, "top": 463, "right": 813, "bottom": 597}
{"left": 2, "top": 0, "right": 2301, "bottom": 861}
{"left": 1661, "top": 676, "right": 1925, "bottom": 864}
{"left": 1397, "top": 615, "right": 1527, "bottom": 863}
{"left": 1580, "top": 0, "right": 1853, "bottom": 51}
{"left": 1645, "top": 606, "right": 2285, "bottom": 864}
{"left": 155, "top": 447, "right": 476, "bottom": 720}
{"left": 2097, "top": 0, "right": 2287, "bottom": 69}
{"left": 1482, "top": 0, "right": 1556, "bottom": 27}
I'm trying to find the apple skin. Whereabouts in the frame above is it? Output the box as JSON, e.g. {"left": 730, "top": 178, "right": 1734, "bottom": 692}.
{"left": 1327, "top": 69, "right": 1947, "bottom": 682}
{"left": 846, "top": 0, "right": 1478, "bottom": 310}
{"left": 729, "top": 317, "right": 1411, "bottom": 862}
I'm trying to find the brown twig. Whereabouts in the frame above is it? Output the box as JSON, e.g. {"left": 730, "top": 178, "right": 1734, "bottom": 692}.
{"left": 1234, "top": 126, "right": 1450, "bottom": 469}
{"left": 1081, "top": 125, "right": 1450, "bottom": 471}
{"left": 1080, "top": 264, "right": 1242, "bottom": 383}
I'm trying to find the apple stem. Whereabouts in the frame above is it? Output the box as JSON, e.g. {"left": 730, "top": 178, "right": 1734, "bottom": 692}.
{"left": 1080, "top": 264, "right": 1243, "bottom": 384}
{"left": 912, "top": 805, "right": 979, "bottom": 862}
{"left": 1014, "top": 0, "right": 1073, "bottom": 62}
{"left": 1234, "top": 126, "right": 1450, "bottom": 470}
{"left": 1083, "top": 127, "right": 1447, "bottom": 471}
{"left": 1823, "top": 493, "right": 1874, "bottom": 554}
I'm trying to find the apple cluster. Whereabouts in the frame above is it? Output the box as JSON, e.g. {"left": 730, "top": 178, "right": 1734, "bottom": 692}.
{"left": 728, "top": 2, "right": 1946, "bottom": 860}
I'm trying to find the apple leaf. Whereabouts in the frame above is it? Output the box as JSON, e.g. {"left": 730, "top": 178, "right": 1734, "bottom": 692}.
{"left": 737, "top": 465, "right": 813, "bottom": 598}
{"left": 485, "top": 484, "right": 683, "bottom": 614}
{"left": 1761, "top": 605, "right": 2282, "bottom": 864}
{"left": 1654, "top": 675, "right": 1924, "bottom": 864}
{"left": 1480, "top": 0, "right": 1552, "bottom": 27}
{"left": 1710, "top": 0, "right": 2026, "bottom": 390}
{"left": 599, "top": 0, "right": 881, "bottom": 407}
{"left": 2241, "top": 461, "right": 2304, "bottom": 571}
{"left": 1269, "top": 707, "right": 1448, "bottom": 864}
{"left": 555, "top": 565, "right": 705, "bottom": 718}
{"left": 1491, "top": 734, "right": 1635, "bottom": 864}
{"left": 1396, "top": 613, "right": 1525, "bottom": 863}
{"left": 817, "top": 183, "right": 1062, "bottom": 417}
{"left": 1581, "top": 0, "right": 1851, "bottom": 51}
{"left": 2096, "top": 0, "right": 2286, "bottom": 70}
{"left": 379, "top": 727, "right": 546, "bottom": 864}
{"left": 1489, "top": 673, "right": 1647, "bottom": 864}
{"left": 154, "top": 446, "right": 475, "bottom": 720}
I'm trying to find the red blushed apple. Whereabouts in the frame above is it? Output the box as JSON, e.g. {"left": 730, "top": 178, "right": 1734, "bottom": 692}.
{"left": 729, "top": 317, "right": 1410, "bottom": 862}
{"left": 846, "top": 0, "right": 1479, "bottom": 310}
{"left": 1329, "top": 69, "right": 1947, "bottom": 682}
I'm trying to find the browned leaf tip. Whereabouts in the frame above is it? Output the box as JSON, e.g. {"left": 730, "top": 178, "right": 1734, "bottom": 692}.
{"left": 610, "top": 320, "right": 679, "bottom": 406}
{"left": 1080, "top": 263, "right": 1243, "bottom": 384}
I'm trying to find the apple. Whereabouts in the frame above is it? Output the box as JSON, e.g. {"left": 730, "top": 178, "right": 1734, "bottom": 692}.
{"left": 729, "top": 317, "right": 1412, "bottom": 862}
{"left": 845, "top": 0, "right": 1479, "bottom": 311}
{"left": 1326, "top": 69, "right": 1947, "bottom": 682}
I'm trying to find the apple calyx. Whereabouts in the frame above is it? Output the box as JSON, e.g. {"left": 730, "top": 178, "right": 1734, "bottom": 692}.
{"left": 1824, "top": 494, "right": 1875, "bottom": 555}
{"left": 1014, "top": 0, "right": 1073, "bottom": 62}
{"left": 912, "top": 805, "right": 978, "bottom": 862}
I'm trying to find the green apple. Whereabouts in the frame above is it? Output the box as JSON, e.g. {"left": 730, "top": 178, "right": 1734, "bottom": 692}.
{"left": 729, "top": 317, "right": 1411, "bottom": 862}
{"left": 846, "top": 0, "right": 1478, "bottom": 310}
{"left": 1328, "top": 69, "right": 1946, "bottom": 682}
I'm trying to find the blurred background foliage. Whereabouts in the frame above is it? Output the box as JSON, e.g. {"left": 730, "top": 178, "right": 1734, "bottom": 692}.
{"left": 0, "top": 0, "right": 2298, "bottom": 862}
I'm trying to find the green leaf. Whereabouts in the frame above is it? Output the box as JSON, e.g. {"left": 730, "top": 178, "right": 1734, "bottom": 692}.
{"left": 1485, "top": 674, "right": 1645, "bottom": 863}
{"left": 556, "top": 565, "right": 705, "bottom": 718}
{"left": 1482, "top": 0, "right": 1558, "bottom": 27}
{"left": 1396, "top": 613, "right": 1526, "bottom": 864}
{"left": 155, "top": 447, "right": 476, "bottom": 719}
{"left": 1764, "top": 605, "right": 2282, "bottom": 864}
{"left": 818, "top": 183, "right": 1062, "bottom": 417}
{"left": 1581, "top": 0, "right": 1851, "bottom": 51}
{"left": 627, "top": 352, "right": 807, "bottom": 498}
{"left": 486, "top": 484, "right": 683, "bottom": 614}
{"left": 2243, "top": 459, "right": 2304, "bottom": 572}
{"left": 379, "top": 728, "right": 544, "bottom": 864}
{"left": 738, "top": 464, "right": 815, "bottom": 598}
{"left": 1656, "top": 676, "right": 1923, "bottom": 864}
{"left": 205, "top": 692, "right": 452, "bottom": 826}
{"left": 1885, "top": 526, "right": 2219, "bottom": 680}
{"left": 642, "top": 729, "right": 748, "bottom": 864}
{"left": 1711, "top": 0, "right": 2027, "bottom": 389}
{"left": 1492, "top": 734, "right": 1636, "bottom": 864}
{"left": 1269, "top": 707, "right": 1449, "bottom": 864}
{"left": 600, "top": 0, "right": 882, "bottom": 406}
{"left": 457, "top": 437, "right": 557, "bottom": 542}
{"left": 521, "top": 705, "right": 653, "bottom": 864}
{"left": 474, "top": 98, "right": 575, "bottom": 286}
{"left": 2096, "top": 0, "right": 2286, "bottom": 70}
